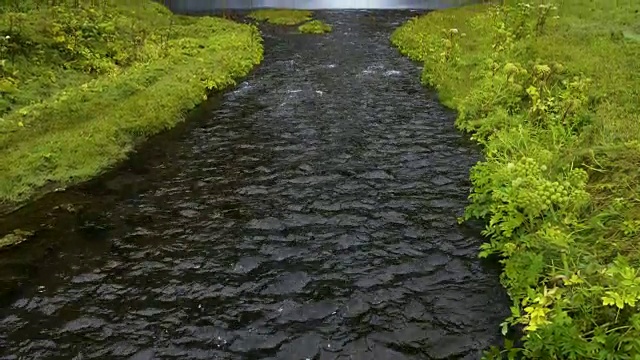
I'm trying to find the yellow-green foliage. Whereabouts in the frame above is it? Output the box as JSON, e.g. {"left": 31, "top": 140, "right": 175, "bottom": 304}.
{"left": 393, "top": 0, "right": 640, "bottom": 358}
{"left": 0, "top": 229, "right": 32, "bottom": 248}
{"left": 247, "top": 9, "right": 312, "bottom": 25}
{"left": 298, "top": 20, "right": 332, "bottom": 34}
{"left": 0, "top": 0, "right": 263, "bottom": 206}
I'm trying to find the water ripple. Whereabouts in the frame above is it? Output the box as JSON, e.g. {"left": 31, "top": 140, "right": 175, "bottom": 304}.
{"left": 0, "top": 10, "right": 508, "bottom": 360}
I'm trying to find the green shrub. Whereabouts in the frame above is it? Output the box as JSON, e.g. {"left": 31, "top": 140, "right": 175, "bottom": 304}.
{"left": 393, "top": 0, "right": 640, "bottom": 358}
{"left": 247, "top": 9, "right": 312, "bottom": 25}
{"left": 298, "top": 20, "right": 332, "bottom": 34}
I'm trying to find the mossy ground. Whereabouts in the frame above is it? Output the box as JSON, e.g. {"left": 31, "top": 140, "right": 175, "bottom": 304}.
{"left": 247, "top": 9, "right": 312, "bottom": 25}
{"left": 0, "top": 0, "right": 263, "bottom": 210}
{"left": 393, "top": 0, "right": 640, "bottom": 358}
{"left": 0, "top": 229, "right": 32, "bottom": 249}
{"left": 298, "top": 20, "right": 332, "bottom": 34}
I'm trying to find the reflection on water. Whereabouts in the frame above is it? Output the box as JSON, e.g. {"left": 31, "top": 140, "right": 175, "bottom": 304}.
{"left": 164, "top": 0, "right": 477, "bottom": 11}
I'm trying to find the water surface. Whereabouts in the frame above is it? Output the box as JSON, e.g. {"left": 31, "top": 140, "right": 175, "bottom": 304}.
{"left": 0, "top": 10, "right": 508, "bottom": 360}
{"left": 164, "top": 0, "right": 477, "bottom": 11}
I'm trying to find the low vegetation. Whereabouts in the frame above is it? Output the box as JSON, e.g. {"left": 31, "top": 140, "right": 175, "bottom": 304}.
{"left": 247, "top": 9, "right": 312, "bottom": 25}
{"left": 298, "top": 20, "right": 332, "bottom": 34}
{"left": 0, "top": 0, "right": 263, "bottom": 209}
{"left": 0, "top": 229, "right": 32, "bottom": 248}
{"left": 393, "top": 0, "right": 640, "bottom": 358}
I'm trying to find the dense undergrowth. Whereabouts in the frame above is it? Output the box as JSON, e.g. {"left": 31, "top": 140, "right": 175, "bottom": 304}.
{"left": 0, "top": 0, "right": 263, "bottom": 209}
{"left": 392, "top": 0, "right": 640, "bottom": 358}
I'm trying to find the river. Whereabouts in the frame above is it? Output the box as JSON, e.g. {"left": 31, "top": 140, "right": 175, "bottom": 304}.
{"left": 163, "top": 0, "right": 477, "bottom": 11}
{"left": 0, "top": 10, "right": 509, "bottom": 360}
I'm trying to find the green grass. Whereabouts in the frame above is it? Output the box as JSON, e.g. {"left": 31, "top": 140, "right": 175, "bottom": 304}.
{"left": 0, "top": 0, "right": 263, "bottom": 209}
{"left": 247, "top": 9, "right": 312, "bottom": 25}
{"left": 298, "top": 20, "right": 332, "bottom": 34}
{"left": 393, "top": 0, "right": 640, "bottom": 358}
{"left": 0, "top": 229, "right": 32, "bottom": 248}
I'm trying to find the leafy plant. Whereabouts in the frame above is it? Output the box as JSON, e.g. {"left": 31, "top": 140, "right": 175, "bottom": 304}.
{"left": 439, "top": 28, "right": 464, "bottom": 63}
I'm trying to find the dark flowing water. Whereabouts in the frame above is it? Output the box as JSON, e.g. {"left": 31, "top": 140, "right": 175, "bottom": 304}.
{"left": 0, "top": 11, "right": 509, "bottom": 360}
{"left": 164, "top": 0, "right": 477, "bottom": 11}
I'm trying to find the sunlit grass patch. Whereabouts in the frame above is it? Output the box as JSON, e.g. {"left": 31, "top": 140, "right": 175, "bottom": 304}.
{"left": 298, "top": 20, "right": 332, "bottom": 34}
{"left": 247, "top": 9, "right": 312, "bottom": 25}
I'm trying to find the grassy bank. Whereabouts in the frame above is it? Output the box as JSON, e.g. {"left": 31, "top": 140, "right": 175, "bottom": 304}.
{"left": 392, "top": 0, "right": 640, "bottom": 358}
{"left": 0, "top": 0, "right": 263, "bottom": 210}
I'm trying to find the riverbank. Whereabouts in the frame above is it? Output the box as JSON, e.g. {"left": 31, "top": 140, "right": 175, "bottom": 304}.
{"left": 392, "top": 1, "right": 640, "bottom": 358}
{"left": 0, "top": 0, "right": 263, "bottom": 214}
